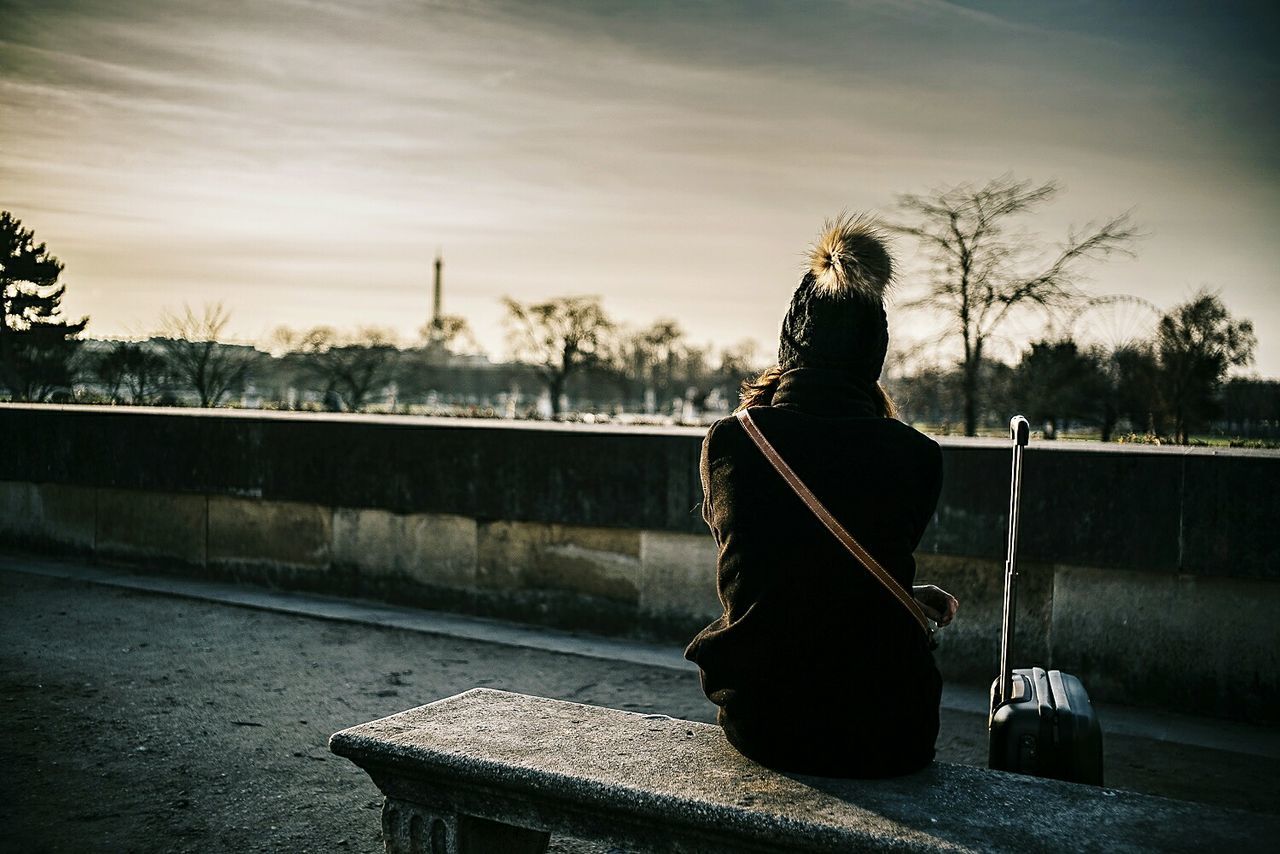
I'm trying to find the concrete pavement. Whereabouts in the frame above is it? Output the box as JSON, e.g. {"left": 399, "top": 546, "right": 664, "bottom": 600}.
{"left": 1, "top": 554, "right": 1276, "bottom": 853}
{"left": 5, "top": 553, "right": 1275, "bottom": 758}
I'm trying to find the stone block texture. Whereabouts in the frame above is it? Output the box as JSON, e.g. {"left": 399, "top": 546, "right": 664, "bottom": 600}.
{"left": 208, "top": 496, "right": 332, "bottom": 571}
{"left": 0, "top": 481, "right": 96, "bottom": 550}
{"left": 95, "top": 488, "right": 207, "bottom": 565}
{"left": 638, "top": 530, "right": 719, "bottom": 619}
{"left": 477, "top": 521, "right": 641, "bottom": 604}
{"left": 333, "top": 509, "right": 477, "bottom": 589}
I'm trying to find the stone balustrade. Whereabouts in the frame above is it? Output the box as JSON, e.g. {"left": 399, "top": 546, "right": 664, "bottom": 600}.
{"left": 2, "top": 403, "right": 1277, "bottom": 720}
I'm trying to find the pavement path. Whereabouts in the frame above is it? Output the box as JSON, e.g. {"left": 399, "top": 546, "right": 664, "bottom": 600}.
{"left": 2, "top": 555, "right": 1277, "bottom": 853}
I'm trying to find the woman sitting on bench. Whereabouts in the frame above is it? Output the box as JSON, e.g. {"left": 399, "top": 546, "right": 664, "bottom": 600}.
{"left": 685, "top": 214, "right": 958, "bottom": 777}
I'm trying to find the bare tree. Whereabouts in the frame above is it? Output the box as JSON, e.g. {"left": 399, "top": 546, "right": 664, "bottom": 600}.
{"left": 94, "top": 341, "right": 169, "bottom": 405}
{"left": 419, "top": 314, "right": 480, "bottom": 356}
{"left": 502, "top": 296, "right": 612, "bottom": 418}
{"left": 124, "top": 343, "right": 170, "bottom": 405}
{"left": 611, "top": 319, "right": 688, "bottom": 411}
{"left": 279, "top": 325, "right": 400, "bottom": 412}
{"left": 891, "top": 176, "right": 1138, "bottom": 435}
{"left": 94, "top": 346, "right": 127, "bottom": 403}
{"left": 156, "top": 303, "right": 253, "bottom": 407}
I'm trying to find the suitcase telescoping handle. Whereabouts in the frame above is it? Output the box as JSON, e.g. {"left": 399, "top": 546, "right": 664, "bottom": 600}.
{"left": 998, "top": 415, "right": 1031, "bottom": 707}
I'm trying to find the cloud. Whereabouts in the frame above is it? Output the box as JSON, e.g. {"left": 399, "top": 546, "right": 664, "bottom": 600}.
{"left": 1, "top": 0, "right": 1276, "bottom": 370}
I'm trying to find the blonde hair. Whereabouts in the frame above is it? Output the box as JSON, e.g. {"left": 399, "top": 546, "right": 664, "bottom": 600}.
{"left": 734, "top": 365, "right": 897, "bottom": 418}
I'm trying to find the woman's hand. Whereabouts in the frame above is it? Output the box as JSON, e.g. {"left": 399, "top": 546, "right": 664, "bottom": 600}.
{"left": 913, "top": 584, "right": 959, "bottom": 627}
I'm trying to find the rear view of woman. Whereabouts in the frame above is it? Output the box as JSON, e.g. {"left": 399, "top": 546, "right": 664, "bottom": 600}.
{"left": 685, "top": 215, "right": 957, "bottom": 777}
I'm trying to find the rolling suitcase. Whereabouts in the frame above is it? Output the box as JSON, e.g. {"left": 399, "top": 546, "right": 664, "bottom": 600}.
{"left": 988, "top": 415, "right": 1104, "bottom": 785}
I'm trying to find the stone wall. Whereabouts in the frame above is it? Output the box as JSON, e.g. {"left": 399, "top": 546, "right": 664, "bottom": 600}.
{"left": 2, "top": 403, "right": 1277, "bottom": 720}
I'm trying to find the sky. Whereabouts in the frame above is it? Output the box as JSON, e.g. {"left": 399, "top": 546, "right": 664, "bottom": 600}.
{"left": 2, "top": 0, "right": 1277, "bottom": 375}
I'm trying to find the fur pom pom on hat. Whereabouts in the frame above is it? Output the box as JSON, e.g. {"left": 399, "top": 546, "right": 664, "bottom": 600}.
{"left": 807, "top": 213, "right": 894, "bottom": 299}
{"left": 778, "top": 214, "right": 894, "bottom": 381}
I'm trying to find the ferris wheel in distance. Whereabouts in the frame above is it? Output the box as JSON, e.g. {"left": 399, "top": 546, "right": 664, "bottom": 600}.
{"left": 1070, "top": 295, "right": 1164, "bottom": 354}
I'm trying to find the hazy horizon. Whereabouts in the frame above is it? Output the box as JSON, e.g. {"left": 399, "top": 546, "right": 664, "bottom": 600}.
{"left": 3, "top": 1, "right": 1277, "bottom": 375}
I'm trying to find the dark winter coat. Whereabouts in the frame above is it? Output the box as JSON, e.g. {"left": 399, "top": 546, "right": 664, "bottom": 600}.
{"left": 684, "top": 368, "right": 944, "bottom": 777}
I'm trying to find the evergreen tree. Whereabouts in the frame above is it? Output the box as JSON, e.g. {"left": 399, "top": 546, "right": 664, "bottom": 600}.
{"left": 1105, "top": 344, "right": 1165, "bottom": 440}
{"left": 1016, "top": 339, "right": 1106, "bottom": 439}
{"left": 1156, "top": 290, "right": 1256, "bottom": 444}
{"left": 0, "top": 211, "right": 89, "bottom": 401}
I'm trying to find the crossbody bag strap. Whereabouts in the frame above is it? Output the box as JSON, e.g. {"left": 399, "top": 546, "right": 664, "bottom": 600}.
{"left": 735, "top": 408, "right": 932, "bottom": 636}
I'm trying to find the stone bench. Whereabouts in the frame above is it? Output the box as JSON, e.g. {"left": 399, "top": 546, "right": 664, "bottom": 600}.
{"left": 329, "top": 688, "right": 1276, "bottom": 853}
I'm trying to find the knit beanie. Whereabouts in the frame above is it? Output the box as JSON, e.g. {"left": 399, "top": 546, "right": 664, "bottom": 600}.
{"left": 777, "top": 214, "right": 893, "bottom": 382}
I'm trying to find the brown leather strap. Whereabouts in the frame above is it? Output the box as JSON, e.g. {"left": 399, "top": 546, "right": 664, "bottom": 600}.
{"left": 735, "top": 408, "right": 932, "bottom": 636}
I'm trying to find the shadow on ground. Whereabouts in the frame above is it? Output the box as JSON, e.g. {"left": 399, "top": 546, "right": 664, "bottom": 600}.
{"left": 1, "top": 571, "right": 1276, "bottom": 853}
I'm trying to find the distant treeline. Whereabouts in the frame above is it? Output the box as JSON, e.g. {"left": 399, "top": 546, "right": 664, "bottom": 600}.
{"left": 888, "top": 359, "right": 1279, "bottom": 444}
{"left": 23, "top": 320, "right": 1280, "bottom": 446}
{"left": 68, "top": 324, "right": 755, "bottom": 422}
{"left": 2, "top": 185, "right": 1272, "bottom": 443}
